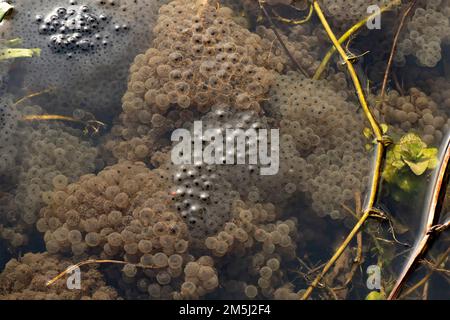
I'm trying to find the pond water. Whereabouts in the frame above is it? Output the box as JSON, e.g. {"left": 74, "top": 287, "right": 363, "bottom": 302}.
{"left": 0, "top": 0, "right": 448, "bottom": 300}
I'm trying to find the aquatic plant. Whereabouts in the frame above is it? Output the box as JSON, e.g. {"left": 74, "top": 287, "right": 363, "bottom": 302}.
{"left": 383, "top": 133, "right": 438, "bottom": 193}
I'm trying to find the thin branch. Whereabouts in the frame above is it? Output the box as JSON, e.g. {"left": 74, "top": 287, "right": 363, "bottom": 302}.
{"left": 301, "top": 0, "right": 389, "bottom": 300}
{"left": 388, "top": 135, "right": 450, "bottom": 299}
{"left": 313, "top": 0, "right": 401, "bottom": 80}
{"left": 380, "top": 0, "right": 417, "bottom": 102}
{"left": 13, "top": 87, "right": 55, "bottom": 107}
{"left": 46, "top": 259, "right": 160, "bottom": 287}
{"left": 272, "top": 3, "right": 313, "bottom": 25}
{"left": 21, "top": 114, "right": 106, "bottom": 136}
{"left": 342, "top": 193, "right": 364, "bottom": 288}
{"left": 258, "top": 0, "right": 309, "bottom": 76}
{"left": 398, "top": 247, "right": 450, "bottom": 299}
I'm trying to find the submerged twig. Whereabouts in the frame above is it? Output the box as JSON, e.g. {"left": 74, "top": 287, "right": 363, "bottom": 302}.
{"left": 272, "top": 3, "right": 313, "bottom": 25}
{"left": 398, "top": 247, "right": 450, "bottom": 299}
{"left": 22, "top": 114, "right": 106, "bottom": 136}
{"left": 13, "top": 88, "right": 55, "bottom": 107}
{"left": 46, "top": 259, "right": 160, "bottom": 287}
{"left": 342, "top": 193, "right": 364, "bottom": 288}
{"left": 258, "top": 0, "right": 309, "bottom": 76}
{"left": 301, "top": 0, "right": 387, "bottom": 300}
{"left": 313, "top": 0, "right": 400, "bottom": 80}
{"left": 22, "top": 114, "right": 83, "bottom": 123}
{"left": 388, "top": 135, "right": 450, "bottom": 299}
{"left": 380, "top": 0, "right": 417, "bottom": 102}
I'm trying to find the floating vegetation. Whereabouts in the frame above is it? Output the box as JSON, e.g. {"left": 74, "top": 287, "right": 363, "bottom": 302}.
{"left": 0, "top": 38, "right": 40, "bottom": 61}
{"left": 383, "top": 133, "right": 438, "bottom": 197}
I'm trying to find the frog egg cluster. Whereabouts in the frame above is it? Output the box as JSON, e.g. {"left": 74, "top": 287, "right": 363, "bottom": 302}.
{"left": 377, "top": 88, "right": 450, "bottom": 146}
{"left": 0, "top": 104, "right": 98, "bottom": 248}
{"left": 169, "top": 103, "right": 280, "bottom": 241}
{"left": 37, "top": 161, "right": 171, "bottom": 255}
{"left": 4, "top": 0, "right": 166, "bottom": 115}
{"left": 0, "top": 57, "right": 12, "bottom": 95}
{"left": 103, "top": 110, "right": 175, "bottom": 163}
{"left": 321, "top": 0, "right": 388, "bottom": 24}
{"left": 14, "top": 109, "right": 98, "bottom": 225}
{"left": 0, "top": 192, "right": 26, "bottom": 249}
{"left": 174, "top": 257, "right": 219, "bottom": 299}
{"left": 35, "top": 3, "right": 129, "bottom": 58}
{"left": 37, "top": 161, "right": 194, "bottom": 299}
{"left": 426, "top": 77, "right": 450, "bottom": 116}
{"left": 255, "top": 25, "right": 322, "bottom": 77}
{"left": 396, "top": 1, "right": 450, "bottom": 67}
{"left": 0, "top": 252, "right": 118, "bottom": 299}
{"left": 203, "top": 199, "right": 299, "bottom": 299}
{"left": 0, "top": 96, "right": 20, "bottom": 175}
{"left": 171, "top": 162, "right": 234, "bottom": 242}
{"left": 273, "top": 285, "right": 300, "bottom": 300}
{"left": 205, "top": 199, "right": 297, "bottom": 257}
{"left": 269, "top": 72, "right": 370, "bottom": 219}
{"left": 195, "top": 104, "right": 274, "bottom": 197}
{"left": 107, "top": 0, "right": 287, "bottom": 163}
{"left": 144, "top": 0, "right": 281, "bottom": 111}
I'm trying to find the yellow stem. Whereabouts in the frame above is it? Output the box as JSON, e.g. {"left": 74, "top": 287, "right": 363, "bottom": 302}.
{"left": 13, "top": 87, "right": 54, "bottom": 107}
{"left": 313, "top": 1, "right": 399, "bottom": 80}
{"left": 22, "top": 114, "right": 81, "bottom": 123}
{"left": 46, "top": 259, "right": 159, "bottom": 287}
{"left": 301, "top": 1, "right": 385, "bottom": 300}
{"left": 312, "top": 1, "right": 383, "bottom": 140}
{"left": 273, "top": 4, "right": 313, "bottom": 25}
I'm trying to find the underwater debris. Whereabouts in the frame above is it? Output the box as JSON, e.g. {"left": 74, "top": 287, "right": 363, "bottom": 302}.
{"left": 0, "top": 252, "right": 118, "bottom": 300}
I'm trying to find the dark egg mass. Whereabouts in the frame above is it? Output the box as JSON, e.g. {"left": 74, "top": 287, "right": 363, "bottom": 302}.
{"left": 36, "top": 3, "right": 129, "bottom": 58}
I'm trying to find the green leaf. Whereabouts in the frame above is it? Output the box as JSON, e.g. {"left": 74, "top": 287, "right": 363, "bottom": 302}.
{"left": 428, "top": 157, "right": 438, "bottom": 169}
{"left": 381, "top": 123, "right": 388, "bottom": 134}
{"left": 404, "top": 159, "right": 430, "bottom": 176}
{"left": 0, "top": 2, "right": 13, "bottom": 23}
{"left": 366, "top": 291, "right": 385, "bottom": 300}
{"left": 383, "top": 132, "right": 438, "bottom": 196}
{"left": 363, "top": 127, "right": 372, "bottom": 139}
{"left": 397, "top": 176, "right": 414, "bottom": 192}
{"left": 399, "top": 133, "right": 424, "bottom": 147}
{"left": 422, "top": 147, "right": 439, "bottom": 169}
{"left": 391, "top": 160, "right": 405, "bottom": 169}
